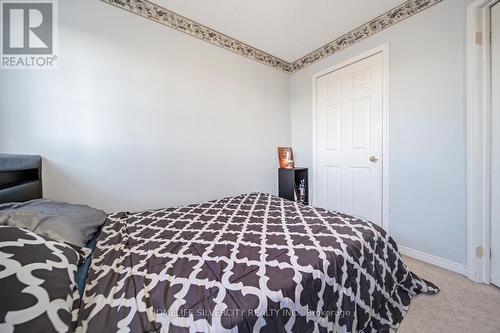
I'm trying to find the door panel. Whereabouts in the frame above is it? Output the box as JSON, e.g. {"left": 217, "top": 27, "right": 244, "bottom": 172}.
{"left": 351, "top": 97, "right": 370, "bottom": 150}
{"left": 351, "top": 167, "right": 370, "bottom": 219}
{"left": 325, "top": 104, "right": 341, "bottom": 150}
{"left": 315, "top": 53, "right": 383, "bottom": 225}
{"left": 491, "top": 1, "right": 500, "bottom": 287}
{"left": 352, "top": 68, "right": 371, "bottom": 88}
{"left": 325, "top": 166, "right": 341, "bottom": 211}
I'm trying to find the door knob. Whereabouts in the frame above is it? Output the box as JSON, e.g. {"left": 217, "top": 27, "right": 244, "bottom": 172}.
{"left": 369, "top": 156, "right": 378, "bottom": 162}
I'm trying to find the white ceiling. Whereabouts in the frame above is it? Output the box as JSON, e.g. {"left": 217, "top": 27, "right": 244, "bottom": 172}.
{"left": 155, "top": 0, "right": 405, "bottom": 62}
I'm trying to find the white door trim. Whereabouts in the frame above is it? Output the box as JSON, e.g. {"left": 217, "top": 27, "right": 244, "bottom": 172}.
{"left": 466, "top": 0, "right": 498, "bottom": 283}
{"left": 312, "top": 44, "right": 390, "bottom": 231}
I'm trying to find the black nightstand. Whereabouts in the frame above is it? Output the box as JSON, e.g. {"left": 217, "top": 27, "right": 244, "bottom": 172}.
{"left": 278, "top": 168, "right": 309, "bottom": 205}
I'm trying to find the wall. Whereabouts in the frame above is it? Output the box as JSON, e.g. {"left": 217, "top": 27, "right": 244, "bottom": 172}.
{"left": 0, "top": 0, "right": 473, "bottom": 266}
{"left": 290, "top": 0, "right": 473, "bottom": 265}
{"left": 0, "top": 0, "right": 290, "bottom": 212}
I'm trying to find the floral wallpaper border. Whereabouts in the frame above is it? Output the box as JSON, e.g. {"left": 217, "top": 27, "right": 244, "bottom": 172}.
{"left": 101, "top": 0, "right": 293, "bottom": 72}
{"left": 291, "top": 0, "right": 442, "bottom": 72}
{"left": 101, "top": 0, "right": 442, "bottom": 73}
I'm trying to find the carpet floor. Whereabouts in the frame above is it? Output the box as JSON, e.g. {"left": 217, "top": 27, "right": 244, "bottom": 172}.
{"left": 399, "top": 256, "right": 500, "bottom": 333}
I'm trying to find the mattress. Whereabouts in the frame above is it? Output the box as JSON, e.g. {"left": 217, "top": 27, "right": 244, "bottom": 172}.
{"left": 75, "top": 192, "right": 438, "bottom": 332}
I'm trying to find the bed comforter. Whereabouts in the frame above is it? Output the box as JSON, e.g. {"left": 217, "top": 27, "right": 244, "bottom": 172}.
{"left": 76, "top": 192, "right": 438, "bottom": 332}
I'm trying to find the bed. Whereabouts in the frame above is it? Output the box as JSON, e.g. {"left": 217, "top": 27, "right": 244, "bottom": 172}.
{"left": 0, "top": 154, "right": 42, "bottom": 204}
{"left": 76, "top": 192, "right": 438, "bottom": 332}
{"left": 0, "top": 154, "right": 438, "bottom": 333}
{"left": 0, "top": 154, "right": 105, "bottom": 333}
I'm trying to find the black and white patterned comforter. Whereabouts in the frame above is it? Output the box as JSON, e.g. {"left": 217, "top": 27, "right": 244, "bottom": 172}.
{"left": 0, "top": 226, "right": 85, "bottom": 333}
{"left": 76, "top": 193, "right": 438, "bottom": 332}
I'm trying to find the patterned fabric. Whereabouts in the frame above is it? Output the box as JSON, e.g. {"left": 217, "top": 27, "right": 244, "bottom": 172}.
{"left": 76, "top": 193, "right": 438, "bottom": 332}
{"left": 0, "top": 226, "right": 85, "bottom": 333}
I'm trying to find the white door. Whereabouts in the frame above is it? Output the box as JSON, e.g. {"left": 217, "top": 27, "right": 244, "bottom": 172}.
{"left": 315, "top": 53, "right": 383, "bottom": 226}
{"left": 490, "top": 1, "right": 500, "bottom": 287}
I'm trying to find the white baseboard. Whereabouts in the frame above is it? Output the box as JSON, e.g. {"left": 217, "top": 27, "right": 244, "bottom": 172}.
{"left": 399, "top": 246, "right": 466, "bottom": 276}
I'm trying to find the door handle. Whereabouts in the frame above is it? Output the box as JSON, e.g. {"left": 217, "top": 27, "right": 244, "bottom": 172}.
{"left": 369, "top": 156, "right": 378, "bottom": 162}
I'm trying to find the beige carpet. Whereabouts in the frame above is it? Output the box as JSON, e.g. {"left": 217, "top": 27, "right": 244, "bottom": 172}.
{"left": 399, "top": 256, "right": 500, "bottom": 333}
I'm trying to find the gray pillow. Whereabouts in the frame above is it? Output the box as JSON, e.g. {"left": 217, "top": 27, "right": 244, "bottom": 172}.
{"left": 0, "top": 199, "right": 107, "bottom": 247}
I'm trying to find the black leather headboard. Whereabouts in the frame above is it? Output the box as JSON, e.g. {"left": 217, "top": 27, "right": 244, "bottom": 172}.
{"left": 0, "top": 154, "right": 42, "bottom": 204}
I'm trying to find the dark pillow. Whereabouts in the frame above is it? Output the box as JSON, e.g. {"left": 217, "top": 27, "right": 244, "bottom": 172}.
{"left": 0, "top": 226, "right": 85, "bottom": 333}
{"left": 0, "top": 199, "right": 107, "bottom": 247}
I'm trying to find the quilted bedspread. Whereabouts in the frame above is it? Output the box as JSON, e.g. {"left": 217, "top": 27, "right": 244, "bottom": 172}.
{"left": 76, "top": 192, "right": 438, "bottom": 332}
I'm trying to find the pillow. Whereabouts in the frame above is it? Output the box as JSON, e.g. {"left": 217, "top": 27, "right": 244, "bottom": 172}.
{"left": 0, "top": 199, "right": 107, "bottom": 247}
{"left": 0, "top": 225, "right": 86, "bottom": 333}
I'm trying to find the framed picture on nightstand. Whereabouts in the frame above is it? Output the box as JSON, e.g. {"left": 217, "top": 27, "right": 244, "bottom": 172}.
{"left": 277, "top": 147, "right": 295, "bottom": 169}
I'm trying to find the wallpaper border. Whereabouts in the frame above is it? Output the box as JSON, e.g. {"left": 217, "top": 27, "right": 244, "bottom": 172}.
{"left": 101, "top": 0, "right": 293, "bottom": 72}
{"left": 101, "top": 0, "right": 442, "bottom": 73}
{"left": 290, "top": 0, "right": 442, "bottom": 71}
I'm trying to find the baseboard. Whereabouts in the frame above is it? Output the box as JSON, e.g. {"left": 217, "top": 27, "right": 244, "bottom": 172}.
{"left": 399, "top": 246, "right": 466, "bottom": 276}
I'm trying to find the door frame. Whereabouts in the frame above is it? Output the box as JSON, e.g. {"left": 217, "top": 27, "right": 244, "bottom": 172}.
{"left": 466, "top": 0, "right": 498, "bottom": 283}
{"left": 311, "top": 44, "right": 390, "bottom": 231}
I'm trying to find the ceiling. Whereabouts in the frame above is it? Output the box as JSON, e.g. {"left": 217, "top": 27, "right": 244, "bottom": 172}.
{"left": 155, "top": 0, "right": 405, "bottom": 62}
